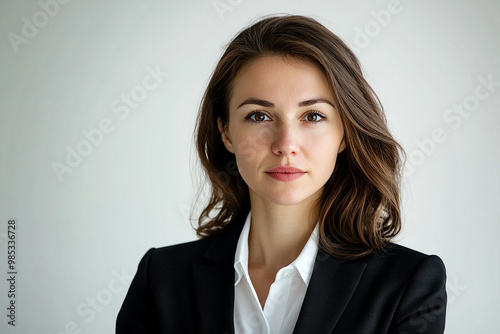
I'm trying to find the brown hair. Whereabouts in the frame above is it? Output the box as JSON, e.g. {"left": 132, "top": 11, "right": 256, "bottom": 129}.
{"left": 193, "top": 14, "right": 406, "bottom": 259}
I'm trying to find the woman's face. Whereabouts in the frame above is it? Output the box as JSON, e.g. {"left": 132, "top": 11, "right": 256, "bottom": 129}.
{"left": 218, "top": 55, "right": 345, "bottom": 207}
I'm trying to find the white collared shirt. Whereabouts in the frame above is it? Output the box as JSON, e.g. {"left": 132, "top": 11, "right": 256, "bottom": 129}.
{"left": 233, "top": 210, "right": 319, "bottom": 334}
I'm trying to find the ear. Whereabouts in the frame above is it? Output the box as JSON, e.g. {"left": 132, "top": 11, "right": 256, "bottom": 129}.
{"left": 338, "top": 137, "right": 346, "bottom": 153}
{"left": 217, "top": 117, "right": 235, "bottom": 154}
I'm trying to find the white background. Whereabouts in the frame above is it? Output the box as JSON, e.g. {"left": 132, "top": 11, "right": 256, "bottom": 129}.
{"left": 1, "top": 0, "right": 499, "bottom": 333}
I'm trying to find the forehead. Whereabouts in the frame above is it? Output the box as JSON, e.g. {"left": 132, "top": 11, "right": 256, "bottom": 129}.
{"left": 229, "top": 55, "right": 333, "bottom": 108}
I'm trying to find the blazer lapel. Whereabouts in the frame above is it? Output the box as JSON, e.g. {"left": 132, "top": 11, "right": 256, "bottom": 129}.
{"left": 293, "top": 249, "right": 367, "bottom": 334}
{"left": 191, "top": 209, "right": 248, "bottom": 334}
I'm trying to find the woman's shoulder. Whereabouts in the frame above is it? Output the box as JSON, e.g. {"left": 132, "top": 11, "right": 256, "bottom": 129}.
{"left": 142, "top": 236, "right": 216, "bottom": 267}
{"left": 135, "top": 218, "right": 245, "bottom": 273}
{"left": 362, "top": 242, "right": 446, "bottom": 283}
{"left": 375, "top": 242, "right": 445, "bottom": 265}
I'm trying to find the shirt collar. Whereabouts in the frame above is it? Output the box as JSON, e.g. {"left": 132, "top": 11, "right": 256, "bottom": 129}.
{"left": 233, "top": 210, "right": 319, "bottom": 286}
{"left": 234, "top": 211, "right": 252, "bottom": 286}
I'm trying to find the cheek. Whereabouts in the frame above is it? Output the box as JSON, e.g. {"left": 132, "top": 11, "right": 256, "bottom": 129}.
{"left": 231, "top": 127, "right": 273, "bottom": 162}
{"left": 308, "top": 131, "right": 343, "bottom": 161}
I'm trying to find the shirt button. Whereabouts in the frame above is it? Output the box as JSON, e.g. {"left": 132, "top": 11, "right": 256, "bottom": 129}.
{"left": 284, "top": 269, "right": 293, "bottom": 278}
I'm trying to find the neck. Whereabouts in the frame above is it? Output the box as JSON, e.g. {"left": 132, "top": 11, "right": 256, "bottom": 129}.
{"left": 247, "top": 189, "right": 320, "bottom": 272}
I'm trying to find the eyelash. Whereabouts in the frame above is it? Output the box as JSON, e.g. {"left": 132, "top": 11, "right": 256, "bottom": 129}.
{"left": 244, "top": 111, "right": 327, "bottom": 124}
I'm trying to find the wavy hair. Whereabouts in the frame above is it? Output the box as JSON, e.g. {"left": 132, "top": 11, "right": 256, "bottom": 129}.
{"left": 193, "top": 14, "right": 406, "bottom": 259}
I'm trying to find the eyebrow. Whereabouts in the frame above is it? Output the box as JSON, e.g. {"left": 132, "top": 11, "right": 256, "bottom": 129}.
{"left": 236, "top": 97, "right": 335, "bottom": 109}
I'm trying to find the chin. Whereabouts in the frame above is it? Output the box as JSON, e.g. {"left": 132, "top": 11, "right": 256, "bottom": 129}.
{"left": 264, "top": 191, "right": 315, "bottom": 206}
{"left": 249, "top": 184, "right": 321, "bottom": 207}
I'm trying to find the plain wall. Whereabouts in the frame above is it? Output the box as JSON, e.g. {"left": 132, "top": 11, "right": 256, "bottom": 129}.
{"left": 1, "top": 0, "right": 499, "bottom": 333}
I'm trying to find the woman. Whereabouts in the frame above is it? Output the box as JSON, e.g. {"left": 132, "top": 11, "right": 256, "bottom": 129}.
{"left": 116, "top": 14, "right": 446, "bottom": 334}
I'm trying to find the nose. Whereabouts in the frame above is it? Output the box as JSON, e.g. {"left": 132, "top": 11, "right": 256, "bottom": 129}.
{"left": 271, "top": 123, "right": 300, "bottom": 156}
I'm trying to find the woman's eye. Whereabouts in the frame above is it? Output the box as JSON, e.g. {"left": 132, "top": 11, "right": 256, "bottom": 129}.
{"left": 304, "top": 112, "right": 326, "bottom": 123}
{"left": 244, "top": 111, "right": 326, "bottom": 123}
{"left": 245, "top": 111, "right": 270, "bottom": 122}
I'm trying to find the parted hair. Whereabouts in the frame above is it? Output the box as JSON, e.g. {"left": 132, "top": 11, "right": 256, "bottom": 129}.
{"left": 193, "top": 14, "right": 406, "bottom": 259}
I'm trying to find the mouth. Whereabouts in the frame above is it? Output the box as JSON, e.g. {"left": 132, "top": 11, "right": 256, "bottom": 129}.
{"left": 266, "top": 166, "right": 305, "bottom": 173}
{"left": 265, "top": 166, "right": 306, "bottom": 181}
{"left": 265, "top": 172, "right": 305, "bottom": 182}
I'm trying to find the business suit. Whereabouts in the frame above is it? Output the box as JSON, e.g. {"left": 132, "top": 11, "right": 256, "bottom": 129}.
{"left": 116, "top": 208, "right": 447, "bottom": 333}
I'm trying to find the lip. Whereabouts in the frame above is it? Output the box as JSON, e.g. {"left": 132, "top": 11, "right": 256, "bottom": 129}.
{"left": 265, "top": 166, "right": 306, "bottom": 182}
{"left": 266, "top": 166, "right": 305, "bottom": 173}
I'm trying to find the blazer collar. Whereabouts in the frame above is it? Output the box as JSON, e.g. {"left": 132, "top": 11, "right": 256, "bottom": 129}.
{"left": 192, "top": 208, "right": 249, "bottom": 334}
{"left": 191, "top": 208, "right": 368, "bottom": 334}
{"left": 293, "top": 249, "right": 367, "bottom": 334}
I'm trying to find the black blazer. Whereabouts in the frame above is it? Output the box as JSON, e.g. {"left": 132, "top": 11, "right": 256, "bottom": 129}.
{"left": 116, "top": 209, "right": 447, "bottom": 333}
